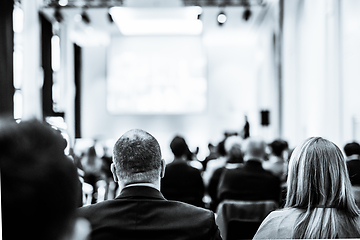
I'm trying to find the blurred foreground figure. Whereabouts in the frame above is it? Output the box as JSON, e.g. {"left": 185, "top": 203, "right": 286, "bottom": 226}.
{"left": 0, "top": 119, "right": 90, "bottom": 240}
{"left": 344, "top": 141, "right": 360, "bottom": 186}
{"left": 254, "top": 137, "right": 360, "bottom": 239}
{"left": 79, "top": 129, "right": 222, "bottom": 240}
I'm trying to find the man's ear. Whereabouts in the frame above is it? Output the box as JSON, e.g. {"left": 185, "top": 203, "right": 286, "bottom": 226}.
{"left": 160, "top": 159, "right": 166, "bottom": 178}
{"left": 111, "top": 163, "right": 119, "bottom": 182}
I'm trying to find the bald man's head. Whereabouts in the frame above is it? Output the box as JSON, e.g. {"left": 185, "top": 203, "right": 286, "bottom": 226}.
{"left": 112, "top": 129, "right": 163, "bottom": 185}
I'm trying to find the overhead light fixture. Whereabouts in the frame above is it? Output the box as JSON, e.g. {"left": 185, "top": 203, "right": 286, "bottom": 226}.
{"left": 217, "top": 11, "right": 227, "bottom": 26}
{"left": 107, "top": 10, "right": 114, "bottom": 23}
{"left": 58, "top": 0, "right": 68, "bottom": 7}
{"left": 54, "top": 6, "right": 63, "bottom": 23}
{"left": 243, "top": 7, "right": 252, "bottom": 21}
{"left": 13, "top": 2, "right": 24, "bottom": 33}
{"left": 81, "top": 8, "right": 91, "bottom": 24}
{"left": 109, "top": 6, "right": 203, "bottom": 35}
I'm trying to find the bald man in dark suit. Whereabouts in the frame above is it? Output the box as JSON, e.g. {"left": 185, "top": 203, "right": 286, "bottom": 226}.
{"left": 78, "top": 129, "right": 222, "bottom": 240}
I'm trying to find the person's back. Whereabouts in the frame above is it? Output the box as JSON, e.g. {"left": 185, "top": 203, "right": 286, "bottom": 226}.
{"left": 78, "top": 129, "right": 222, "bottom": 240}
{"left": 161, "top": 135, "right": 205, "bottom": 207}
{"left": 162, "top": 159, "right": 205, "bottom": 207}
{"left": 262, "top": 139, "right": 288, "bottom": 180}
{"left": 254, "top": 137, "right": 360, "bottom": 239}
{"left": 79, "top": 186, "right": 218, "bottom": 240}
{"left": 217, "top": 137, "right": 281, "bottom": 204}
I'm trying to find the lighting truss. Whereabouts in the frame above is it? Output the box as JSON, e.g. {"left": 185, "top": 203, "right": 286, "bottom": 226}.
{"left": 42, "top": 0, "right": 264, "bottom": 8}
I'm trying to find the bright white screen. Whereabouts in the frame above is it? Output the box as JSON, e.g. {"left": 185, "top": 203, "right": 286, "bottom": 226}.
{"left": 107, "top": 36, "right": 207, "bottom": 114}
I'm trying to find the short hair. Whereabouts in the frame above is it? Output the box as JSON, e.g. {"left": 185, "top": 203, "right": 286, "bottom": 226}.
{"left": 286, "top": 137, "right": 360, "bottom": 238}
{"left": 269, "top": 139, "right": 288, "bottom": 157}
{"left": 0, "top": 119, "right": 80, "bottom": 240}
{"left": 113, "top": 129, "right": 162, "bottom": 184}
{"left": 344, "top": 142, "right": 360, "bottom": 157}
{"left": 170, "top": 136, "right": 189, "bottom": 158}
{"left": 242, "top": 137, "right": 266, "bottom": 159}
{"left": 224, "top": 136, "right": 243, "bottom": 162}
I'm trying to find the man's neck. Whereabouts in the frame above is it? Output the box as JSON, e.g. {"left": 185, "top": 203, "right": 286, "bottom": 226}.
{"left": 120, "top": 182, "right": 160, "bottom": 191}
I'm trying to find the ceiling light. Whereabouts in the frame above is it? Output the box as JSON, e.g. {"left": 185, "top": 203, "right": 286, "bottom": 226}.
{"left": 217, "top": 11, "right": 227, "bottom": 26}
{"left": 54, "top": 7, "right": 63, "bottom": 23}
{"left": 81, "top": 9, "right": 91, "bottom": 24}
{"left": 58, "top": 0, "right": 68, "bottom": 7}
{"left": 107, "top": 11, "right": 114, "bottom": 23}
{"left": 243, "top": 8, "right": 252, "bottom": 21}
{"left": 109, "top": 6, "right": 203, "bottom": 35}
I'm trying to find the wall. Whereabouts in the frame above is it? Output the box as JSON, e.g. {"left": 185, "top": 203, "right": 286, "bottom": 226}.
{"left": 342, "top": 0, "right": 360, "bottom": 144}
{"left": 282, "top": 0, "right": 360, "bottom": 149}
{"left": 78, "top": 6, "right": 279, "bottom": 160}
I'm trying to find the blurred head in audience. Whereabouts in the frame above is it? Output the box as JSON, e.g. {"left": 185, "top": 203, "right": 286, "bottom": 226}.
{"left": 242, "top": 137, "right": 267, "bottom": 161}
{"left": 170, "top": 136, "right": 189, "bottom": 158}
{"left": 224, "top": 135, "right": 243, "bottom": 163}
{"left": 344, "top": 141, "right": 360, "bottom": 158}
{"left": 0, "top": 119, "right": 90, "bottom": 240}
{"left": 269, "top": 139, "right": 288, "bottom": 158}
{"left": 111, "top": 129, "right": 165, "bottom": 190}
{"left": 285, "top": 137, "right": 360, "bottom": 238}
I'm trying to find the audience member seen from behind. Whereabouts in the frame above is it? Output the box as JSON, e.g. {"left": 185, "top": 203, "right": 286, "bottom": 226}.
{"left": 161, "top": 135, "right": 205, "bottom": 207}
{"left": 202, "top": 143, "right": 220, "bottom": 171}
{"left": 217, "top": 137, "right": 281, "bottom": 204}
{"left": 262, "top": 139, "right": 289, "bottom": 181}
{"left": 207, "top": 136, "right": 243, "bottom": 211}
{"left": 78, "top": 129, "right": 222, "bottom": 240}
{"left": 0, "top": 119, "right": 90, "bottom": 240}
{"left": 344, "top": 141, "right": 360, "bottom": 186}
{"left": 202, "top": 134, "right": 229, "bottom": 187}
{"left": 81, "top": 145, "right": 104, "bottom": 203}
{"left": 253, "top": 137, "right": 360, "bottom": 239}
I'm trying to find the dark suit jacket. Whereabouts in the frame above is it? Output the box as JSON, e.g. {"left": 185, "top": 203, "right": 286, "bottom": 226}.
{"left": 347, "top": 158, "right": 360, "bottom": 186}
{"left": 217, "top": 160, "right": 281, "bottom": 204}
{"left": 78, "top": 186, "right": 222, "bottom": 240}
{"left": 161, "top": 159, "right": 205, "bottom": 207}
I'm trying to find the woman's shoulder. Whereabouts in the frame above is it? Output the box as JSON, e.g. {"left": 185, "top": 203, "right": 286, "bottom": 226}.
{"left": 261, "top": 207, "right": 301, "bottom": 222}
{"left": 253, "top": 208, "right": 301, "bottom": 239}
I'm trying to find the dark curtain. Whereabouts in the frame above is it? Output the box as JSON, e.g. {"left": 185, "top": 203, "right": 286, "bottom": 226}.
{"left": 40, "top": 12, "right": 64, "bottom": 119}
{"left": 0, "top": 0, "right": 14, "bottom": 117}
{"left": 74, "top": 44, "right": 81, "bottom": 138}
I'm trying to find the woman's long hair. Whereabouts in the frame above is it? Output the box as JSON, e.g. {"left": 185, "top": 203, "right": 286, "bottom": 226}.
{"left": 285, "top": 137, "right": 360, "bottom": 238}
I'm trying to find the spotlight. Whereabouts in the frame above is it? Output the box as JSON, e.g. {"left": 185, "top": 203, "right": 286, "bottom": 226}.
{"left": 217, "top": 11, "right": 227, "bottom": 26}
{"left": 107, "top": 11, "right": 114, "bottom": 23}
{"left": 54, "top": 7, "right": 63, "bottom": 23}
{"left": 81, "top": 9, "right": 91, "bottom": 24}
{"left": 58, "top": 0, "right": 68, "bottom": 7}
{"left": 243, "top": 8, "right": 252, "bottom": 21}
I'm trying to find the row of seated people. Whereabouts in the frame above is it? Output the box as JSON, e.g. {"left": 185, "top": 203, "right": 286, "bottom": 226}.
{"left": 161, "top": 134, "right": 288, "bottom": 211}
{"left": 76, "top": 133, "right": 288, "bottom": 210}
{"left": 76, "top": 130, "right": 360, "bottom": 239}
{"left": 161, "top": 134, "right": 360, "bottom": 212}
{"left": 72, "top": 128, "right": 360, "bottom": 239}
{"left": 3, "top": 118, "right": 360, "bottom": 240}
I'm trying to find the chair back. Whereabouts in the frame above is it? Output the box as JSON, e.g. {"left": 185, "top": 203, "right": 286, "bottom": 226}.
{"left": 227, "top": 220, "right": 262, "bottom": 240}
{"left": 216, "top": 200, "right": 278, "bottom": 240}
{"left": 352, "top": 186, "right": 360, "bottom": 208}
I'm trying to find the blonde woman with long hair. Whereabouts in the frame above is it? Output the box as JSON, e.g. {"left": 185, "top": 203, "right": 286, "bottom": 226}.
{"left": 253, "top": 137, "right": 360, "bottom": 239}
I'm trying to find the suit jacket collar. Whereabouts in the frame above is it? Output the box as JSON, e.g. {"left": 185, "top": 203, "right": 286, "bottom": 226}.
{"left": 116, "top": 186, "right": 166, "bottom": 200}
{"left": 244, "top": 159, "right": 264, "bottom": 171}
